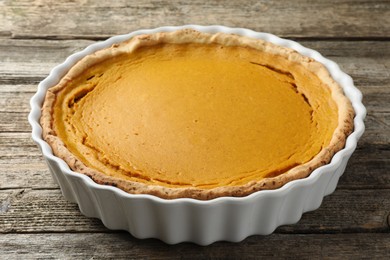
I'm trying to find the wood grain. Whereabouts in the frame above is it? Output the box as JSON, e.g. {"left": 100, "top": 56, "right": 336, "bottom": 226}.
{"left": 1, "top": 132, "right": 389, "bottom": 190}
{"left": 0, "top": 189, "right": 389, "bottom": 234}
{"left": 1, "top": 233, "right": 389, "bottom": 259}
{"left": 1, "top": 39, "right": 389, "bottom": 86}
{"left": 1, "top": 0, "right": 389, "bottom": 39}
{"left": 1, "top": 0, "right": 389, "bottom": 257}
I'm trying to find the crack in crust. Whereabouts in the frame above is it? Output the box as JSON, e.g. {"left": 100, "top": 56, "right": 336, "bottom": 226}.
{"left": 40, "top": 29, "right": 355, "bottom": 200}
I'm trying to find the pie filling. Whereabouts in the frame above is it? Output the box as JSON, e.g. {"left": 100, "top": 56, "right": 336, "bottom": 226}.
{"left": 52, "top": 42, "right": 338, "bottom": 189}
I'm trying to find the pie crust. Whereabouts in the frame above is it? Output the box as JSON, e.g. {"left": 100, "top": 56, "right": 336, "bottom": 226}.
{"left": 40, "top": 29, "right": 354, "bottom": 200}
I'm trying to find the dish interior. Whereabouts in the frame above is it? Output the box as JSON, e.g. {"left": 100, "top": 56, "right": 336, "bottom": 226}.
{"left": 52, "top": 42, "right": 337, "bottom": 189}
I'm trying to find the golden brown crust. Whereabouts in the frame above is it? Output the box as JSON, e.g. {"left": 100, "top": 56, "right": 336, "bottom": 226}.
{"left": 40, "top": 29, "right": 355, "bottom": 200}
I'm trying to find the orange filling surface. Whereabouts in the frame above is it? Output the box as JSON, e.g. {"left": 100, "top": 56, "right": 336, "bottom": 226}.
{"left": 53, "top": 43, "right": 338, "bottom": 189}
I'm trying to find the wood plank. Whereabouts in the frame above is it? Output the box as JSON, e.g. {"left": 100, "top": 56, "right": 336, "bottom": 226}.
{"left": 1, "top": 39, "right": 389, "bottom": 62}
{"left": 0, "top": 162, "right": 57, "bottom": 190}
{"left": 0, "top": 112, "right": 31, "bottom": 132}
{"left": 337, "top": 144, "right": 390, "bottom": 189}
{"left": 0, "top": 92, "right": 32, "bottom": 113}
{"left": 2, "top": 77, "right": 389, "bottom": 113}
{"left": 0, "top": 40, "right": 389, "bottom": 136}
{"left": 0, "top": 1, "right": 388, "bottom": 258}
{"left": 3, "top": 85, "right": 390, "bottom": 114}
{"left": 1, "top": 0, "right": 389, "bottom": 39}
{"left": 2, "top": 99, "right": 388, "bottom": 142}
{"left": 1, "top": 86, "right": 389, "bottom": 136}
{"left": 0, "top": 39, "right": 94, "bottom": 83}
{"left": 0, "top": 189, "right": 389, "bottom": 234}
{"left": 0, "top": 84, "right": 37, "bottom": 93}
{"left": 0, "top": 233, "right": 389, "bottom": 258}
{"left": 1, "top": 145, "right": 389, "bottom": 190}
{"left": 1, "top": 39, "right": 389, "bottom": 87}
{"left": 364, "top": 112, "right": 390, "bottom": 146}
{"left": 0, "top": 42, "right": 388, "bottom": 189}
{"left": 301, "top": 41, "right": 390, "bottom": 58}
{"left": 0, "top": 131, "right": 389, "bottom": 189}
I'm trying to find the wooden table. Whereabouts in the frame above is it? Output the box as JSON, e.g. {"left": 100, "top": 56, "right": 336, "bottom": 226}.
{"left": 1, "top": 0, "right": 389, "bottom": 258}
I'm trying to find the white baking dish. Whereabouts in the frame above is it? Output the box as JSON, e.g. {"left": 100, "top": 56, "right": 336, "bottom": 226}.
{"left": 29, "top": 25, "right": 366, "bottom": 245}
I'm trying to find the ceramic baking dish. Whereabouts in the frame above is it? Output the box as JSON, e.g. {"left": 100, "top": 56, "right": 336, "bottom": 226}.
{"left": 29, "top": 25, "right": 366, "bottom": 245}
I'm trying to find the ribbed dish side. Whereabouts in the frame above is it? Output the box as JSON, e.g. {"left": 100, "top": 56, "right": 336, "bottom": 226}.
{"left": 45, "top": 150, "right": 344, "bottom": 245}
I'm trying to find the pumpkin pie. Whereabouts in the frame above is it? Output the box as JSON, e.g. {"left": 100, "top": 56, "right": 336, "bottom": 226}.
{"left": 40, "top": 29, "right": 354, "bottom": 200}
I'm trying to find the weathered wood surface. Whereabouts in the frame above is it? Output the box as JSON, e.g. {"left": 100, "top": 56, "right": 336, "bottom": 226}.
{"left": 0, "top": 0, "right": 389, "bottom": 258}
{"left": 1, "top": 233, "right": 389, "bottom": 259}
{"left": 1, "top": 0, "right": 389, "bottom": 39}
{"left": 0, "top": 133, "right": 388, "bottom": 190}
{"left": 0, "top": 189, "right": 389, "bottom": 234}
{"left": 1, "top": 39, "right": 389, "bottom": 85}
